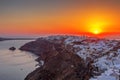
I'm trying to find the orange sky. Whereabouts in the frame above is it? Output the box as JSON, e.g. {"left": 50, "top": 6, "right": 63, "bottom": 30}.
{"left": 0, "top": 0, "right": 120, "bottom": 37}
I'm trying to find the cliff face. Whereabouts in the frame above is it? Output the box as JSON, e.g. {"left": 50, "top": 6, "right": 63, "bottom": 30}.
{"left": 24, "top": 49, "right": 95, "bottom": 80}
{"left": 20, "top": 36, "right": 96, "bottom": 80}
{"left": 20, "top": 36, "right": 120, "bottom": 80}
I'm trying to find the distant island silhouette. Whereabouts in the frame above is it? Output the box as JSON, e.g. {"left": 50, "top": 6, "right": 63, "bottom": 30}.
{"left": 0, "top": 37, "right": 36, "bottom": 41}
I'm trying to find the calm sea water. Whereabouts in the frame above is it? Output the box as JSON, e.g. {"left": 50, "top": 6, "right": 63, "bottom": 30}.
{"left": 0, "top": 40, "right": 38, "bottom": 80}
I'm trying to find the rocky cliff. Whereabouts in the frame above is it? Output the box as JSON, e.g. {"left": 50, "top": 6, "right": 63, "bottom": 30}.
{"left": 20, "top": 35, "right": 120, "bottom": 80}
{"left": 20, "top": 36, "right": 97, "bottom": 80}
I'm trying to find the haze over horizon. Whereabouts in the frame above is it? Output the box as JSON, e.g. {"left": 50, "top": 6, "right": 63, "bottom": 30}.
{"left": 0, "top": 0, "right": 120, "bottom": 37}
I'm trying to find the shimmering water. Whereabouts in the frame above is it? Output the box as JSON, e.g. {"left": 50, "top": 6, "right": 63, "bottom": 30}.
{"left": 0, "top": 40, "right": 38, "bottom": 80}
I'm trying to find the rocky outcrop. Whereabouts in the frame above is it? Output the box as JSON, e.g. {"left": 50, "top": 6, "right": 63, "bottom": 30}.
{"left": 9, "top": 47, "right": 16, "bottom": 51}
{"left": 20, "top": 36, "right": 97, "bottom": 80}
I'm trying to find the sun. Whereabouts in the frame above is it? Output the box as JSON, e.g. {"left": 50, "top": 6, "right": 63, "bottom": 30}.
{"left": 90, "top": 23, "right": 103, "bottom": 35}
{"left": 89, "top": 22, "right": 104, "bottom": 35}
{"left": 84, "top": 15, "right": 110, "bottom": 35}
{"left": 92, "top": 29, "right": 101, "bottom": 34}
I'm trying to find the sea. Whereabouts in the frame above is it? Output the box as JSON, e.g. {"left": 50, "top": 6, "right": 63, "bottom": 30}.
{"left": 0, "top": 40, "right": 38, "bottom": 80}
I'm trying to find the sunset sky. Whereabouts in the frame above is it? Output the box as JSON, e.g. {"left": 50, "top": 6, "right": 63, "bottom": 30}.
{"left": 0, "top": 0, "right": 120, "bottom": 37}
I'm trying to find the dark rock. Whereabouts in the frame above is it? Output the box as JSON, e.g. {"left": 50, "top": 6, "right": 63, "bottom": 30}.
{"left": 9, "top": 47, "right": 16, "bottom": 51}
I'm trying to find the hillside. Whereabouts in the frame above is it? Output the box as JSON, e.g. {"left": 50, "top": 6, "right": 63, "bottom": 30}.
{"left": 20, "top": 35, "right": 120, "bottom": 80}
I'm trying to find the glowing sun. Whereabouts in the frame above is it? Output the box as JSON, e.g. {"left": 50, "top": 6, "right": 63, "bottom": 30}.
{"left": 89, "top": 22, "right": 104, "bottom": 35}
{"left": 90, "top": 22, "right": 103, "bottom": 34}
{"left": 85, "top": 15, "right": 110, "bottom": 35}
{"left": 92, "top": 29, "right": 101, "bottom": 34}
